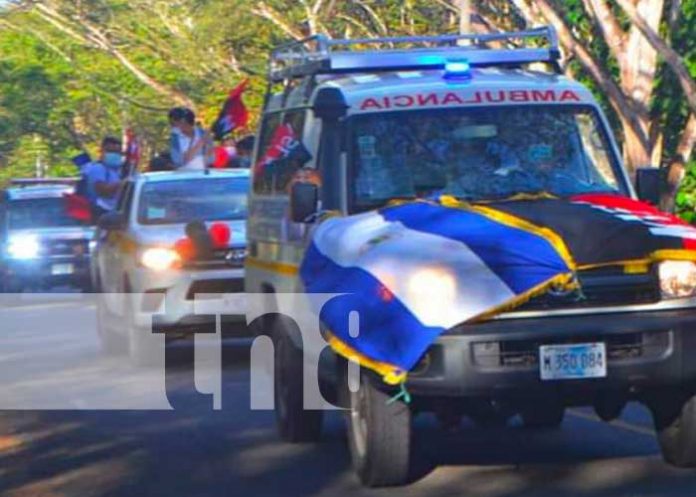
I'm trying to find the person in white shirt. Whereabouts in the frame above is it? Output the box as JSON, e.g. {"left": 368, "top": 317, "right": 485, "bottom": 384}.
{"left": 168, "top": 107, "right": 214, "bottom": 171}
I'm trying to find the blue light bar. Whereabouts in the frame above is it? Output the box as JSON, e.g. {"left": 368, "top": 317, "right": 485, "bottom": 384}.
{"left": 444, "top": 59, "right": 471, "bottom": 80}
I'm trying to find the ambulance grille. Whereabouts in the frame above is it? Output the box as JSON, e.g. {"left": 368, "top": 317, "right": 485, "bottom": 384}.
{"left": 517, "top": 266, "right": 660, "bottom": 311}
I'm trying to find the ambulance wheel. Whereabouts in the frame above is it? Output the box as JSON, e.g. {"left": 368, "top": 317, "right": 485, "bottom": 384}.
{"left": 274, "top": 327, "right": 323, "bottom": 442}
{"left": 521, "top": 403, "right": 565, "bottom": 429}
{"left": 96, "top": 296, "right": 126, "bottom": 355}
{"left": 346, "top": 373, "right": 412, "bottom": 487}
{"left": 655, "top": 393, "right": 696, "bottom": 467}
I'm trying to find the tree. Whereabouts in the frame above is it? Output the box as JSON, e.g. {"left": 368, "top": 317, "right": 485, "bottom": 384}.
{"left": 0, "top": 0, "right": 693, "bottom": 188}
{"left": 506, "top": 0, "right": 695, "bottom": 173}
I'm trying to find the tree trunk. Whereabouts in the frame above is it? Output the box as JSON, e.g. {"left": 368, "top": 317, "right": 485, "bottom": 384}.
{"left": 616, "top": 0, "right": 696, "bottom": 115}
{"left": 676, "top": 114, "right": 696, "bottom": 163}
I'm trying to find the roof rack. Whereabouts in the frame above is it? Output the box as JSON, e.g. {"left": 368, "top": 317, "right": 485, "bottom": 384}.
{"left": 269, "top": 26, "right": 560, "bottom": 82}
{"left": 9, "top": 178, "right": 79, "bottom": 187}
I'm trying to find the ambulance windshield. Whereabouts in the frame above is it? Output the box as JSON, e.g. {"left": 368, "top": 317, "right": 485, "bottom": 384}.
{"left": 350, "top": 105, "right": 625, "bottom": 208}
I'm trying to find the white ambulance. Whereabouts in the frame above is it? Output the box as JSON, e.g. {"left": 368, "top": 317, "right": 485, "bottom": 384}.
{"left": 246, "top": 28, "right": 696, "bottom": 486}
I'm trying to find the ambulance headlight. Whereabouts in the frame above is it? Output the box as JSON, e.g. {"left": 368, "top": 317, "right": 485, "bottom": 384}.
{"left": 140, "top": 247, "right": 181, "bottom": 272}
{"left": 7, "top": 235, "right": 40, "bottom": 259}
{"left": 407, "top": 268, "right": 457, "bottom": 323}
{"left": 659, "top": 261, "right": 696, "bottom": 299}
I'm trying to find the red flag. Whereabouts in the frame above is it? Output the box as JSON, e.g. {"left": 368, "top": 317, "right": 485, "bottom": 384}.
{"left": 124, "top": 128, "right": 141, "bottom": 168}
{"left": 212, "top": 79, "right": 249, "bottom": 140}
{"left": 64, "top": 193, "right": 92, "bottom": 222}
{"left": 212, "top": 146, "right": 235, "bottom": 168}
{"left": 253, "top": 123, "right": 311, "bottom": 175}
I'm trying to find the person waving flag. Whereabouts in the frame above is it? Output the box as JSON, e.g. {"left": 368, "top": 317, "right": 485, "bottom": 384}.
{"left": 212, "top": 79, "right": 250, "bottom": 141}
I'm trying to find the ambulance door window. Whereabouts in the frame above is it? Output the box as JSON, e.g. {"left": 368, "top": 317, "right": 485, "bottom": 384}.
{"left": 253, "top": 113, "right": 282, "bottom": 195}
{"left": 271, "top": 110, "right": 309, "bottom": 195}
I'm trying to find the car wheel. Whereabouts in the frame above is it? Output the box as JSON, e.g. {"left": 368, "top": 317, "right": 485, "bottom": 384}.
{"left": 654, "top": 393, "right": 696, "bottom": 467}
{"left": 345, "top": 372, "right": 412, "bottom": 487}
{"left": 274, "top": 325, "right": 323, "bottom": 442}
{"left": 521, "top": 403, "right": 566, "bottom": 429}
{"left": 96, "top": 296, "right": 126, "bottom": 355}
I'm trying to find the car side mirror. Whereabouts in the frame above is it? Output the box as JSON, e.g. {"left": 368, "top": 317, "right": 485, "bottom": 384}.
{"left": 635, "top": 167, "right": 662, "bottom": 205}
{"left": 290, "top": 182, "right": 319, "bottom": 223}
{"left": 98, "top": 212, "right": 125, "bottom": 231}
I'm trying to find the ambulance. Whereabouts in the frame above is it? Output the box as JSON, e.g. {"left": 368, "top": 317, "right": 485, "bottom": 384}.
{"left": 245, "top": 27, "right": 696, "bottom": 486}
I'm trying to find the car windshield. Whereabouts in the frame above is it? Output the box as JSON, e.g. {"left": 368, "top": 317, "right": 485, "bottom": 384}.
{"left": 350, "top": 105, "right": 624, "bottom": 208}
{"left": 8, "top": 198, "right": 84, "bottom": 229}
{"left": 137, "top": 177, "right": 248, "bottom": 225}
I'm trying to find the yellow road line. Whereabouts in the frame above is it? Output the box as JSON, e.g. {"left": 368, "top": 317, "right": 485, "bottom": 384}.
{"left": 568, "top": 409, "right": 655, "bottom": 437}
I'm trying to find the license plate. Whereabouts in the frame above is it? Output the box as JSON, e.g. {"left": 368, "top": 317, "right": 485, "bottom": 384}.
{"left": 51, "top": 263, "right": 74, "bottom": 275}
{"left": 540, "top": 342, "right": 606, "bottom": 381}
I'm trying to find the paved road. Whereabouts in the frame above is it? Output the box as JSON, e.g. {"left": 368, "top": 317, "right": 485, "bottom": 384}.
{"left": 1, "top": 298, "right": 695, "bottom": 497}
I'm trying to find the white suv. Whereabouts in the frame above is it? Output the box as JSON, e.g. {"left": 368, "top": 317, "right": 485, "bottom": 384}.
{"left": 93, "top": 169, "right": 249, "bottom": 365}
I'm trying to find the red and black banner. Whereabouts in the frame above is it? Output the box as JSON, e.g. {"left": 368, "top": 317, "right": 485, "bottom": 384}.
{"left": 488, "top": 194, "right": 696, "bottom": 268}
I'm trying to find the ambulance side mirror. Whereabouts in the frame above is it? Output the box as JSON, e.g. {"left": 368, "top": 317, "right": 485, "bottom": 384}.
{"left": 636, "top": 167, "right": 662, "bottom": 206}
{"left": 290, "top": 182, "right": 319, "bottom": 223}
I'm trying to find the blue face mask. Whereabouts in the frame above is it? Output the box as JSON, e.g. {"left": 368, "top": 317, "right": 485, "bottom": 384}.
{"left": 103, "top": 152, "right": 123, "bottom": 168}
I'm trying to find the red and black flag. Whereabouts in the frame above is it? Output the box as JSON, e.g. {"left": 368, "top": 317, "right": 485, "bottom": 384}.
{"left": 253, "top": 123, "right": 312, "bottom": 192}
{"left": 212, "top": 79, "right": 250, "bottom": 141}
{"left": 488, "top": 194, "right": 696, "bottom": 268}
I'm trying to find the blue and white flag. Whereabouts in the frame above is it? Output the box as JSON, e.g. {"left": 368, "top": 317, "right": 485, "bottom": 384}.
{"left": 300, "top": 199, "right": 575, "bottom": 384}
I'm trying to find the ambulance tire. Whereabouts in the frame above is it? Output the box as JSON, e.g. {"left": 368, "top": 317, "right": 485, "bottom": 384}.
{"left": 274, "top": 325, "right": 323, "bottom": 443}
{"left": 345, "top": 372, "right": 412, "bottom": 487}
{"left": 655, "top": 393, "right": 696, "bottom": 468}
{"left": 96, "top": 296, "right": 126, "bottom": 355}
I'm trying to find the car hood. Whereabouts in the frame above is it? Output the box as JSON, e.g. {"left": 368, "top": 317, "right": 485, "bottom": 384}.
{"left": 133, "top": 219, "right": 247, "bottom": 247}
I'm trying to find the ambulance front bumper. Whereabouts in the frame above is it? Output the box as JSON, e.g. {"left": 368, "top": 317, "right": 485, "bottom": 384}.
{"left": 403, "top": 306, "right": 696, "bottom": 401}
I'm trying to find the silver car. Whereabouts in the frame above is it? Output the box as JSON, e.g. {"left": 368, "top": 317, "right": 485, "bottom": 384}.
{"left": 1, "top": 181, "right": 95, "bottom": 293}
{"left": 92, "top": 169, "right": 249, "bottom": 364}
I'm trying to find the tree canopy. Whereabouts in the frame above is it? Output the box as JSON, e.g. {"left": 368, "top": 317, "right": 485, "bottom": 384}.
{"left": 0, "top": 0, "right": 694, "bottom": 195}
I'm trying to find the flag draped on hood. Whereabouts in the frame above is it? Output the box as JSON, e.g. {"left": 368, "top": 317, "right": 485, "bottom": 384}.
{"left": 489, "top": 194, "right": 696, "bottom": 267}
{"left": 300, "top": 198, "right": 576, "bottom": 384}
{"left": 212, "top": 79, "right": 249, "bottom": 141}
{"left": 299, "top": 195, "right": 696, "bottom": 384}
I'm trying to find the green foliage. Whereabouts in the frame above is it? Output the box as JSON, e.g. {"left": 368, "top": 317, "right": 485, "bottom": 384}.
{"left": 0, "top": 0, "right": 693, "bottom": 194}
{"left": 675, "top": 161, "right": 696, "bottom": 222}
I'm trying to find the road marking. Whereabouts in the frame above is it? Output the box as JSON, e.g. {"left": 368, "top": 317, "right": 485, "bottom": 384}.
{"left": 568, "top": 409, "right": 655, "bottom": 437}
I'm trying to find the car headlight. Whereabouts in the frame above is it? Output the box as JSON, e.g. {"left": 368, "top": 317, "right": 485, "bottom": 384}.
{"left": 659, "top": 260, "right": 696, "bottom": 299}
{"left": 7, "top": 235, "right": 40, "bottom": 259}
{"left": 407, "top": 267, "right": 457, "bottom": 324}
{"left": 140, "top": 247, "right": 181, "bottom": 271}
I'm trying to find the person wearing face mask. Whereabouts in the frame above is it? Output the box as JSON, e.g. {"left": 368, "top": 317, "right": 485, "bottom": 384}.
{"left": 83, "top": 136, "right": 124, "bottom": 220}
{"left": 168, "top": 107, "right": 214, "bottom": 171}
